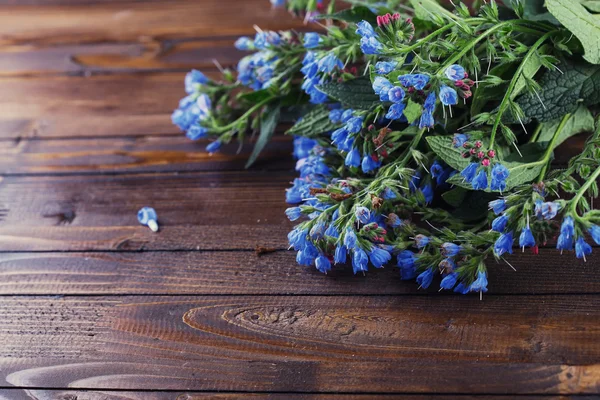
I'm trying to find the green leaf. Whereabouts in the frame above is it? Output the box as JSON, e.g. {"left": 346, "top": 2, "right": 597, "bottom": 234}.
{"left": 317, "top": 77, "right": 380, "bottom": 109}
{"left": 245, "top": 105, "right": 280, "bottom": 168}
{"left": 522, "top": 0, "right": 560, "bottom": 24}
{"left": 582, "top": 0, "right": 600, "bottom": 13}
{"left": 446, "top": 144, "right": 547, "bottom": 192}
{"left": 409, "top": 0, "right": 458, "bottom": 22}
{"left": 403, "top": 99, "right": 423, "bottom": 124}
{"left": 516, "top": 59, "right": 600, "bottom": 122}
{"left": 318, "top": 6, "right": 377, "bottom": 25}
{"left": 442, "top": 187, "right": 468, "bottom": 208}
{"left": 452, "top": 191, "right": 496, "bottom": 222}
{"left": 546, "top": 0, "right": 600, "bottom": 64}
{"left": 286, "top": 105, "right": 341, "bottom": 137}
{"left": 237, "top": 89, "right": 272, "bottom": 104}
{"left": 426, "top": 135, "right": 471, "bottom": 172}
{"left": 537, "top": 106, "right": 595, "bottom": 148}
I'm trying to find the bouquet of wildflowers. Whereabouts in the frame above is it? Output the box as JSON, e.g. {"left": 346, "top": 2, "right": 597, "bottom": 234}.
{"left": 172, "top": 0, "right": 600, "bottom": 295}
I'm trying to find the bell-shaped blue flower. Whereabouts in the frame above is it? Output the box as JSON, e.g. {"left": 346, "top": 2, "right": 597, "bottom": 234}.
{"left": 461, "top": 163, "right": 479, "bottom": 182}
{"left": 360, "top": 36, "right": 383, "bottom": 55}
{"left": 315, "top": 255, "right": 332, "bottom": 273}
{"left": 361, "top": 155, "right": 381, "bottom": 173}
{"left": 399, "top": 74, "right": 429, "bottom": 90}
{"left": 345, "top": 147, "right": 361, "bottom": 168}
{"left": 369, "top": 247, "right": 391, "bottom": 268}
{"left": 352, "top": 248, "right": 369, "bottom": 274}
{"left": 490, "top": 163, "right": 510, "bottom": 192}
{"left": 355, "top": 206, "right": 371, "bottom": 224}
{"left": 541, "top": 202, "right": 560, "bottom": 220}
{"left": 329, "top": 108, "right": 343, "bottom": 123}
{"left": 334, "top": 245, "right": 347, "bottom": 264}
{"left": 186, "top": 125, "right": 208, "bottom": 141}
{"left": 439, "top": 85, "right": 458, "bottom": 106}
{"left": 589, "top": 225, "right": 600, "bottom": 245}
{"left": 234, "top": 36, "right": 253, "bottom": 51}
{"left": 345, "top": 116, "right": 364, "bottom": 134}
{"left": 575, "top": 237, "right": 592, "bottom": 260}
{"left": 440, "top": 272, "right": 459, "bottom": 290}
{"left": 415, "top": 234, "right": 430, "bottom": 248}
{"left": 385, "top": 102, "right": 405, "bottom": 120}
{"left": 285, "top": 207, "right": 302, "bottom": 221}
{"left": 454, "top": 282, "right": 470, "bottom": 294}
{"left": 388, "top": 212, "right": 403, "bottom": 227}
{"left": 416, "top": 268, "right": 434, "bottom": 289}
{"left": 469, "top": 271, "right": 488, "bottom": 293}
{"left": 372, "top": 77, "right": 393, "bottom": 101}
{"left": 419, "top": 111, "right": 434, "bottom": 129}
{"left": 452, "top": 133, "right": 469, "bottom": 148}
{"left": 471, "top": 170, "right": 488, "bottom": 190}
{"left": 489, "top": 199, "right": 506, "bottom": 215}
{"left": 494, "top": 232, "right": 514, "bottom": 256}
{"left": 356, "top": 20, "right": 377, "bottom": 37}
{"left": 303, "top": 32, "right": 322, "bottom": 49}
{"left": 185, "top": 69, "right": 209, "bottom": 94}
{"left": 420, "top": 184, "right": 434, "bottom": 205}
{"left": 382, "top": 188, "right": 397, "bottom": 200}
{"left": 206, "top": 140, "right": 221, "bottom": 154}
{"left": 441, "top": 242, "right": 461, "bottom": 257}
{"left": 397, "top": 250, "right": 417, "bottom": 280}
{"left": 491, "top": 215, "right": 509, "bottom": 232}
{"left": 445, "top": 64, "right": 466, "bottom": 81}
{"left": 343, "top": 228, "right": 358, "bottom": 249}
{"left": 325, "top": 224, "right": 339, "bottom": 239}
{"left": 519, "top": 226, "right": 536, "bottom": 249}
{"left": 375, "top": 61, "right": 396, "bottom": 74}
{"left": 388, "top": 86, "right": 405, "bottom": 103}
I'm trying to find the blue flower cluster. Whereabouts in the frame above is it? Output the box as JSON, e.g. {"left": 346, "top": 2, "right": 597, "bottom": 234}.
{"left": 172, "top": 70, "right": 213, "bottom": 147}
{"left": 356, "top": 21, "right": 384, "bottom": 54}
{"left": 460, "top": 162, "right": 509, "bottom": 192}
{"left": 301, "top": 51, "right": 343, "bottom": 104}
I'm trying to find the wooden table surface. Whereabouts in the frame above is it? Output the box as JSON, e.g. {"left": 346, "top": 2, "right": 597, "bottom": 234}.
{"left": 0, "top": 1, "right": 599, "bottom": 399}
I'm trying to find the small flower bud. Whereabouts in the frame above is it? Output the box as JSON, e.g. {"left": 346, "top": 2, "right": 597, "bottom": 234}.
{"left": 481, "top": 158, "right": 491, "bottom": 167}
{"left": 470, "top": 148, "right": 477, "bottom": 155}
{"left": 488, "top": 149, "right": 496, "bottom": 158}
{"left": 474, "top": 140, "right": 483, "bottom": 148}
{"left": 477, "top": 151, "right": 485, "bottom": 159}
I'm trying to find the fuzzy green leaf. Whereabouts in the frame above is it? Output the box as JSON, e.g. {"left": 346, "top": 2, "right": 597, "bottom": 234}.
{"left": 516, "top": 59, "right": 600, "bottom": 122}
{"left": 409, "top": 0, "right": 458, "bottom": 21}
{"left": 318, "top": 6, "right": 378, "bottom": 25}
{"left": 286, "top": 105, "right": 341, "bottom": 137}
{"left": 317, "top": 77, "right": 380, "bottom": 109}
{"left": 426, "top": 135, "right": 471, "bottom": 171}
{"left": 523, "top": 0, "right": 560, "bottom": 24}
{"left": 582, "top": 1, "right": 600, "bottom": 13}
{"left": 546, "top": 0, "right": 600, "bottom": 64}
{"left": 537, "top": 106, "right": 595, "bottom": 147}
{"left": 403, "top": 99, "right": 423, "bottom": 124}
{"left": 442, "top": 187, "right": 468, "bottom": 208}
{"left": 246, "top": 105, "right": 281, "bottom": 169}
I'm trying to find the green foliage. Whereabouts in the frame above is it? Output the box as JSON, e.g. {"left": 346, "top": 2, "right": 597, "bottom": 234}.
{"left": 403, "top": 100, "right": 423, "bottom": 124}
{"left": 426, "top": 135, "right": 471, "bottom": 171}
{"left": 245, "top": 105, "right": 281, "bottom": 168}
{"left": 317, "top": 77, "right": 380, "bottom": 109}
{"left": 546, "top": 0, "right": 600, "bottom": 64}
{"left": 537, "top": 106, "right": 595, "bottom": 148}
{"left": 286, "top": 106, "right": 341, "bottom": 137}
{"left": 318, "top": 6, "right": 378, "bottom": 25}
{"left": 516, "top": 59, "right": 600, "bottom": 122}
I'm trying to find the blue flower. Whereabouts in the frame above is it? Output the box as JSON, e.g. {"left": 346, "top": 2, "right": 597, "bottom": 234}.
{"left": 318, "top": 53, "right": 343, "bottom": 73}
{"left": 424, "top": 92, "right": 437, "bottom": 112}
{"left": 420, "top": 184, "right": 434, "bottom": 205}
{"left": 341, "top": 109, "right": 355, "bottom": 123}
{"left": 310, "top": 220, "right": 326, "bottom": 240}
{"left": 589, "top": 225, "right": 600, "bottom": 245}
{"left": 576, "top": 237, "right": 592, "bottom": 260}
{"left": 557, "top": 232, "right": 574, "bottom": 251}
{"left": 560, "top": 216, "right": 575, "bottom": 238}
{"left": 471, "top": 170, "right": 488, "bottom": 190}
{"left": 329, "top": 109, "right": 343, "bottom": 123}
{"left": 439, "top": 258, "right": 456, "bottom": 273}
{"left": 489, "top": 199, "right": 506, "bottom": 215}
{"left": 382, "top": 188, "right": 397, "bottom": 200}
{"left": 356, "top": 20, "right": 377, "bottom": 37}
{"left": 452, "top": 133, "right": 469, "bottom": 148}
{"left": 397, "top": 251, "right": 417, "bottom": 280}
{"left": 541, "top": 201, "right": 559, "bottom": 220}
{"left": 491, "top": 215, "right": 509, "bottom": 232}
{"left": 388, "top": 86, "right": 405, "bottom": 103}
{"left": 352, "top": 248, "right": 369, "bottom": 274}
{"left": 399, "top": 74, "right": 429, "bottom": 90}
{"left": 469, "top": 271, "right": 488, "bottom": 293}
{"left": 325, "top": 224, "right": 339, "bottom": 238}
{"left": 430, "top": 161, "right": 444, "bottom": 179}
{"left": 206, "top": 140, "right": 221, "bottom": 154}
{"left": 285, "top": 207, "right": 302, "bottom": 221}
{"left": 375, "top": 61, "right": 396, "bottom": 74}
{"left": 415, "top": 234, "right": 430, "bottom": 248}
{"left": 285, "top": 179, "right": 304, "bottom": 204}
{"left": 361, "top": 155, "right": 381, "bottom": 173}
{"left": 355, "top": 206, "right": 371, "bottom": 224}
{"left": 439, "top": 85, "right": 458, "bottom": 106}
{"left": 440, "top": 272, "right": 459, "bottom": 290}
{"left": 345, "top": 147, "right": 361, "bottom": 168}
{"left": 345, "top": 116, "right": 364, "bottom": 134}
{"left": 296, "top": 243, "right": 318, "bottom": 266}
{"left": 490, "top": 163, "right": 510, "bottom": 192}
{"left": 334, "top": 245, "right": 347, "bottom": 264}
{"left": 186, "top": 125, "right": 208, "bottom": 140}
{"left": 303, "top": 32, "right": 322, "bottom": 49}
{"left": 519, "top": 226, "right": 536, "bottom": 249}
{"left": 270, "top": 0, "right": 286, "bottom": 6}
{"left": 360, "top": 36, "right": 383, "bottom": 55}
{"left": 416, "top": 269, "right": 434, "bottom": 289}
{"left": 288, "top": 227, "right": 308, "bottom": 250}
{"left": 441, "top": 242, "right": 461, "bottom": 257}
{"left": 185, "top": 70, "right": 209, "bottom": 94}
{"left": 372, "top": 77, "right": 393, "bottom": 101}
{"left": 315, "top": 255, "right": 332, "bottom": 273}
{"left": 293, "top": 136, "right": 317, "bottom": 159}
{"left": 369, "top": 247, "right": 391, "bottom": 268}
{"left": 494, "top": 232, "right": 514, "bottom": 256}
{"left": 343, "top": 228, "right": 358, "bottom": 249}
{"left": 254, "top": 31, "right": 280, "bottom": 49}
{"left": 461, "top": 163, "right": 479, "bottom": 182}
{"left": 388, "top": 212, "right": 403, "bottom": 227}
{"left": 419, "top": 111, "right": 434, "bottom": 129}
{"left": 445, "top": 64, "right": 466, "bottom": 81}
{"left": 385, "top": 102, "right": 405, "bottom": 120}
{"left": 234, "top": 36, "right": 253, "bottom": 51}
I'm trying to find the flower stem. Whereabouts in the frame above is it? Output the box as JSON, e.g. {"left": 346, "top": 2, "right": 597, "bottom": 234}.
{"left": 212, "top": 96, "right": 274, "bottom": 134}
{"left": 488, "top": 30, "right": 557, "bottom": 149}
{"left": 570, "top": 164, "right": 600, "bottom": 214}
{"left": 537, "top": 113, "right": 571, "bottom": 182}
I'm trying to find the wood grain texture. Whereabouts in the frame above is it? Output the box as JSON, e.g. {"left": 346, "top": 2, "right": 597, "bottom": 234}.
{"left": 1, "top": 295, "right": 600, "bottom": 394}
{"left": 0, "top": 392, "right": 591, "bottom": 400}
{"left": 0, "top": 171, "right": 293, "bottom": 251}
{"left": 0, "top": 0, "right": 305, "bottom": 46}
{"left": 0, "top": 135, "right": 294, "bottom": 174}
{"left": 0, "top": 250, "right": 599, "bottom": 295}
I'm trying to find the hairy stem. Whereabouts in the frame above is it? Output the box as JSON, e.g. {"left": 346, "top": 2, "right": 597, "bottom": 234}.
{"left": 570, "top": 164, "right": 600, "bottom": 215}
{"left": 537, "top": 113, "right": 571, "bottom": 182}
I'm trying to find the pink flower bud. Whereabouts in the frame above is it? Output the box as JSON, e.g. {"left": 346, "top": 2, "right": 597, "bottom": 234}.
{"left": 488, "top": 149, "right": 496, "bottom": 158}
{"left": 481, "top": 158, "right": 491, "bottom": 167}
{"left": 477, "top": 151, "right": 485, "bottom": 159}
{"left": 475, "top": 141, "right": 483, "bottom": 148}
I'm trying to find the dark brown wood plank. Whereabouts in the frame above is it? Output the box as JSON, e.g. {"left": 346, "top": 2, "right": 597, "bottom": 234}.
{"left": 0, "top": 73, "right": 191, "bottom": 139}
{"left": 1, "top": 295, "right": 600, "bottom": 394}
{"left": 0, "top": 171, "right": 293, "bottom": 251}
{"left": 0, "top": 135, "right": 294, "bottom": 174}
{"left": 0, "top": 391, "right": 589, "bottom": 400}
{"left": 1, "top": 250, "right": 599, "bottom": 295}
{"left": 0, "top": 1, "right": 304, "bottom": 46}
